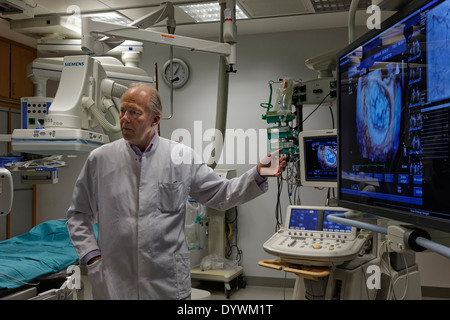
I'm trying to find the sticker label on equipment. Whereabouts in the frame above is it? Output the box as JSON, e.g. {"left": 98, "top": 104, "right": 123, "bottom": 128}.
{"left": 161, "top": 34, "right": 175, "bottom": 43}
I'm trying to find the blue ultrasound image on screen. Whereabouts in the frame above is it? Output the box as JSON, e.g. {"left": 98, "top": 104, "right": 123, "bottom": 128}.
{"left": 427, "top": 1, "right": 450, "bottom": 103}
{"left": 356, "top": 67, "right": 401, "bottom": 162}
{"left": 317, "top": 144, "right": 337, "bottom": 170}
{"left": 288, "top": 209, "right": 319, "bottom": 230}
{"left": 304, "top": 137, "right": 338, "bottom": 181}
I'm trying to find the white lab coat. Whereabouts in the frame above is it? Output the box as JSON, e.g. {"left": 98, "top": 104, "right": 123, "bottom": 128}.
{"left": 66, "top": 135, "right": 266, "bottom": 300}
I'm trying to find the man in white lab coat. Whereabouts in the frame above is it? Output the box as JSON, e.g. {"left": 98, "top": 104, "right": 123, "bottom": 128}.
{"left": 66, "top": 85, "right": 285, "bottom": 300}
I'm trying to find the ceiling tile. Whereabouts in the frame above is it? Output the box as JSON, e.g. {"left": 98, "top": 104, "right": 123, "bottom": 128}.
{"left": 98, "top": 0, "right": 199, "bottom": 9}
{"left": 35, "top": 0, "right": 112, "bottom": 15}
{"left": 239, "top": 0, "right": 314, "bottom": 17}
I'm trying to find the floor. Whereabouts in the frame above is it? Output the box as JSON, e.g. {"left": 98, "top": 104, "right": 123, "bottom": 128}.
{"left": 196, "top": 282, "right": 295, "bottom": 300}
{"left": 79, "top": 275, "right": 294, "bottom": 300}
{"left": 79, "top": 275, "right": 448, "bottom": 300}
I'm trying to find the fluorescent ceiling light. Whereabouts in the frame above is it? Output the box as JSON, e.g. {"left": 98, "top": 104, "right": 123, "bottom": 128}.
{"left": 82, "top": 12, "right": 131, "bottom": 25}
{"left": 311, "top": 0, "right": 372, "bottom": 12}
{"left": 179, "top": 2, "right": 248, "bottom": 22}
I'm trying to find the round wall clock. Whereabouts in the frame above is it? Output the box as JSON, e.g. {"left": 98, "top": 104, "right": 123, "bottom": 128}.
{"left": 162, "top": 58, "right": 190, "bottom": 89}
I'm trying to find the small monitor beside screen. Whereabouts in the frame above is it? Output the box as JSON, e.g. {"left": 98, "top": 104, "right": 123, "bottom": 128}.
{"left": 299, "top": 129, "right": 337, "bottom": 188}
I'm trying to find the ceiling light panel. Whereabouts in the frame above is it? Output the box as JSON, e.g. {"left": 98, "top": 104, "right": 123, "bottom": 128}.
{"left": 239, "top": 0, "right": 314, "bottom": 17}
{"left": 179, "top": 2, "right": 248, "bottom": 23}
{"left": 82, "top": 12, "right": 131, "bottom": 25}
{"left": 311, "top": 0, "right": 372, "bottom": 13}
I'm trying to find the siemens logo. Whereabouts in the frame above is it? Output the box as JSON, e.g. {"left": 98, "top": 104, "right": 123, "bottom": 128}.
{"left": 64, "top": 62, "right": 85, "bottom": 67}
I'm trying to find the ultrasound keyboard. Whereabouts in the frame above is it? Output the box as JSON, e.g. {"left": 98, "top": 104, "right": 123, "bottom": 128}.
{"left": 263, "top": 206, "right": 371, "bottom": 266}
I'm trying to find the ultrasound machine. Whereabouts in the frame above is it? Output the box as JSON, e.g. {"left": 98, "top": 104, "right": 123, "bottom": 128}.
{"left": 261, "top": 0, "right": 450, "bottom": 300}
{"left": 263, "top": 206, "right": 368, "bottom": 267}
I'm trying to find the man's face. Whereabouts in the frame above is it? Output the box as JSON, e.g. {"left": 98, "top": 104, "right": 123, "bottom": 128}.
{"left": 120, "top": 87, "right": 159, "bottom": 149}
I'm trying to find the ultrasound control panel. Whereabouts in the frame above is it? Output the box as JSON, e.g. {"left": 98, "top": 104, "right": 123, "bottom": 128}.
{"left": 263, "top": 206, "right": 370, "bottom": 266}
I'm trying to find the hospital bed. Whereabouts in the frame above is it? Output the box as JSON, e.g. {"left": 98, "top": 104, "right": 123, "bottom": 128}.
{"left": 0, "top": 219, "right": 85, "bottom": 300}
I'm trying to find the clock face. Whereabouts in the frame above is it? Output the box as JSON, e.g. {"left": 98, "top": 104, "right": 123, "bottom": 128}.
{"left": 163, "top": 59, "right": 189, "bottom": 88}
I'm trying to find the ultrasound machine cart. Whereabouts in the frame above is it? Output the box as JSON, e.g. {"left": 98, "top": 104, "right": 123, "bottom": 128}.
{"left": 260, "top": 206, "right": 422, "bottom": 300}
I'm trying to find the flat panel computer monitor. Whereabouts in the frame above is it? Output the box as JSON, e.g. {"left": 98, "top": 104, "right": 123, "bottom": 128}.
{"left": 299, "top": 129, "right": 338, "bottom": 188}
{"left": 337, "top": 0, "right": 450, "bottom": 233}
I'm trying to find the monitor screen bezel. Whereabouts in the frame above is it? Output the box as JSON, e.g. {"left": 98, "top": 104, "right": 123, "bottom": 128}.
{"left": 299, "top": 129, "right": 338, "bottom": 188}
{"left": 336, "top": 0, "right": 450, "bottom": 233}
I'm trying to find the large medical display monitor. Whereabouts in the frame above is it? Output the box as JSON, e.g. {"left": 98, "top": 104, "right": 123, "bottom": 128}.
{"left": 338, "top": 0, "right": 450, "bottom": 232}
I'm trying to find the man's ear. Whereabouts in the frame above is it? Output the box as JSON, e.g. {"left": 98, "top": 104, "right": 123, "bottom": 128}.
{"left": 152, "top": 114, "right": 161, "bottom": 127}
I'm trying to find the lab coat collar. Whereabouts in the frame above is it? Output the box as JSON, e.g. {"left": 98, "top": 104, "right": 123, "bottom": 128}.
{"left": 129, "top": 131, "right": 159, "bottom": 163}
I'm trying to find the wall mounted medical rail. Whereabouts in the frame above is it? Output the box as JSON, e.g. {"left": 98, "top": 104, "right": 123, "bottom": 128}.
{"left": 327, "top": 211, "right": 450, "bottom": 259}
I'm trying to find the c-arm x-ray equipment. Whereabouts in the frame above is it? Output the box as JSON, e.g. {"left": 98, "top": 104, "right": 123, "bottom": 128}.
{"left": 8, "top": 54, "right": 151, "bottom": 183}
{"left": 11, "top": 1, "right": 238, "bottom": 156}
{"left": 12, "top": 55, "right": 134, "bottom": 155}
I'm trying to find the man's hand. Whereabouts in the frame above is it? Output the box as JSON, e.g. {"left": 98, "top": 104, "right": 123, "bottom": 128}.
{"left": 257, "top": 148, "right": 286, "bottom": 177}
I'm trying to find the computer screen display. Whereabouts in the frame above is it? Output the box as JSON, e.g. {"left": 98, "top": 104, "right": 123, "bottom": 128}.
{"left": 288, "top": 207, "right": 351, "bottom": 233}
{"left": 299, "top": 129, "right": 338, "bottom": 188}
{"left": 338, "top": 0, "right": 450, "bottom": 232}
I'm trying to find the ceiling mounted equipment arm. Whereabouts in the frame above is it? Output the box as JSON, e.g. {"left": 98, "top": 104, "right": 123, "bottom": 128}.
{"left": 94, "top": 1, "right": 177, "bottom": 50}
{"left": 129, "top": 1, "right": 176, "bottom": 34}
{"left": 81, "top": 2, "right": 235, "bottom": 65}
